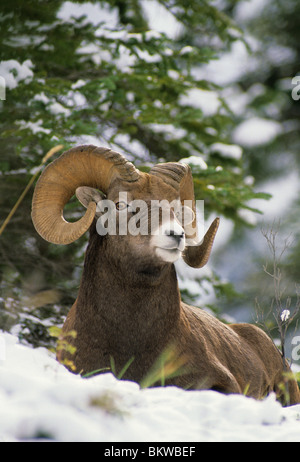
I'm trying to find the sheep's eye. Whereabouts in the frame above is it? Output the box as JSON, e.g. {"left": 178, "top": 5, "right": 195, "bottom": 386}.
{"left": 115, "top": 201, "right": 128, "bottom": 211}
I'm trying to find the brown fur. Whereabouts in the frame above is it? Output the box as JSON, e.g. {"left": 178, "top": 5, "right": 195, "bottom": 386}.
{"left": 58, "top": 175, "right": 300, "bottom": 406}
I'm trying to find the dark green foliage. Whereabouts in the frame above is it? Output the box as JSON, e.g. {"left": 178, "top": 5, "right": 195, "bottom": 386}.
{"left": 0, "top": 0, "right": 269, "bottom": 348}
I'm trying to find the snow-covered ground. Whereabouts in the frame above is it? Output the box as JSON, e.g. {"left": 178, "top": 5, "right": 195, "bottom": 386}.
{"left": 1, "top": 332, "right": 300, "bottom": 443}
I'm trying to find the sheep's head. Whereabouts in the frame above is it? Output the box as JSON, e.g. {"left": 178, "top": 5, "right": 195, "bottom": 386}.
{"left": 32, "top": 145, "right": 219, "bottom": 268}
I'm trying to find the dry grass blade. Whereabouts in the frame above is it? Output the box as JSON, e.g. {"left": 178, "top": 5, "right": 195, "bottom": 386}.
{"left": 0, "top": 145, "right": 64, "bottom": 237}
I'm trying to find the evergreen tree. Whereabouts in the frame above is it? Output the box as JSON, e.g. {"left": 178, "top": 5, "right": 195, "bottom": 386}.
{"left": 0, "top": 0, "right": 267, "bottom": 347}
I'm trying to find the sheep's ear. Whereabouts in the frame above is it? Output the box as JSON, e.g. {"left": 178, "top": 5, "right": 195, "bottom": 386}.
{"left": 76, "top": 186, "right": 105, "bottom": 215}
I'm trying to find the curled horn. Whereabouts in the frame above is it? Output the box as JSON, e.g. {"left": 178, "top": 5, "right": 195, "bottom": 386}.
{"left": 32, "top": 145, "right": 139, "bottom": 245}
{"left": 150, "top": 162, "right": 219, "bottom": 268}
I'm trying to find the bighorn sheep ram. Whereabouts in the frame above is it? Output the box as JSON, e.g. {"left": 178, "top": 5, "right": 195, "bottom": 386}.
{"left": 32, "top": 145, "right": 300, "bottom": 405}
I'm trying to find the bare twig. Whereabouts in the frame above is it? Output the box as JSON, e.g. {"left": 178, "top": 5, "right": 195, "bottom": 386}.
{"left": 256, "top": 221, "right": 300, "bottom": 369}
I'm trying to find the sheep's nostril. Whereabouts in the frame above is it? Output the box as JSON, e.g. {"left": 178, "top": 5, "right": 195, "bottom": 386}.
{"left": 165, "top": 229, "right": 184, "bottom": 245}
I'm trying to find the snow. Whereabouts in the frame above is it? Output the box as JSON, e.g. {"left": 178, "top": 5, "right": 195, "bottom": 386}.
{"left": 1, "top": 331, "right": 300, "bottom": 442}
{"left": 245, "top": 170, "right": 299, "bottom": 221}
{"left": 232, "top": 117, "right": 282, "bottom": 147}
{"left": 235, "top": 0, "right": 271, "bottom": 22}
{"left": 16, "top": 119, "right": 51, "bottom": 135}
{"left": 266, "top": 45, "right": 297, "bottom": 67}
{"left": 57, "top": 1, "right": 119, "bottom": 28}
{"left": 210, "top": 142, "right": 243, "bottom": 160}
{"left": 141, "top": 0, "right": 183, "bottom": 39}
{"left": 71, "top": 79, "right": 86, "bottom": 90}
{"left": 0, "top": 59, "right": 34, "bottom": 90}
{"left": 180, "top": 155, "right": 208, "bottom": 170}
{"left": 112, "top": 45, "right": 137, "bottom": 74}
{"left": 179, "top": 88, "right": 221, "bottom": 116}
{"left": 33, "top": 92, "right": 51, "bottom": 105}
{"left": 148, "top": 124, "right": 187, "bottom": 141}
{"left": 34, "top": 89, "right": 86, "bottom": 114}
{"left": 134, "top": 49, "right": 162, "bottom": 64}
{"left": 180, "top": 46, "right": 195, "bottom": 56}
{"left": 281, "top": 310, "right": 291, "bottom": 322}
{"left": 48, "top": 102, "right": 71, "bottom": 117}
{"left": 176, "top": 258, "right": 214, "bottom": 305}
{"left": 201, "top": 39, "right": 260, "bottom": 87}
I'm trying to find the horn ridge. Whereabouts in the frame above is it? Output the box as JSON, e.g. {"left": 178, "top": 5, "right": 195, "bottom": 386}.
{"left": 150, "top": 162, "right": 189, "bottom": 187}
{"left": 32, "top": 145, "right": 140, "bottom": 245}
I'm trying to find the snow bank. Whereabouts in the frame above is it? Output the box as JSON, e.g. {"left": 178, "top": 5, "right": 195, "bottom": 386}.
{"left": 0, "top": 332, "right": 300, "bottom": 442}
